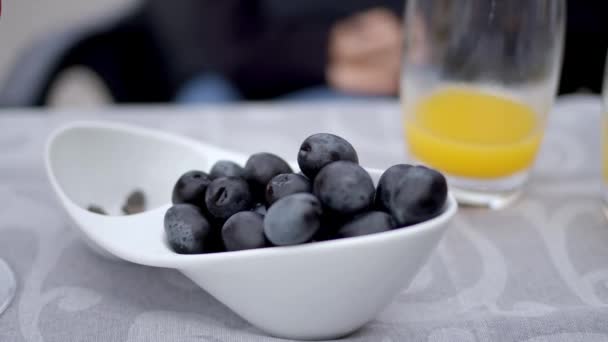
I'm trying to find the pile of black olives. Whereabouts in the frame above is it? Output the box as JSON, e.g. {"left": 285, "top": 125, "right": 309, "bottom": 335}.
{"left": 165, "top": 133, "right": 447, "bottom": 254}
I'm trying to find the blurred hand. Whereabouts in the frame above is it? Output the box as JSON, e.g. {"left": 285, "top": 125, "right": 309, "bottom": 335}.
{"left": 327, "top": 8, "right": 402, "bottom": 96}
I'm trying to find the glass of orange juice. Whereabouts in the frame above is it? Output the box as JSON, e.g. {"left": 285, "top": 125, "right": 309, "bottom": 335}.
{"left": 401, "top": 0, "right": 565, "bottom": 208}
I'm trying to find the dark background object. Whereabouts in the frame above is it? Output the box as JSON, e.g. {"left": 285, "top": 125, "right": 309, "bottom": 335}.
{"left": 0, "top": 9, "right": 173, "bottom": 107}
{"left": 558, "top": 1, "right": 608, "bottom": 94}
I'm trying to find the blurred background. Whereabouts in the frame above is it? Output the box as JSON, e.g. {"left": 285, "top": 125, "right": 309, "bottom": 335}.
{"left": 0, "top": 0, "right": 606, "bottom": 108}
{"left": 0, "top": 0, "right": 135, "bottom": 106}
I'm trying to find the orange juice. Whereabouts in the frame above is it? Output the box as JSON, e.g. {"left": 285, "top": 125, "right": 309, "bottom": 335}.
{"left": 405, "top": 87, "right": 543, "bottom": 179}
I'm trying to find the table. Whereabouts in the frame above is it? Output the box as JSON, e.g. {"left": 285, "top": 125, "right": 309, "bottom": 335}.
{"left": 1, "top": 96, "right": 608, "bottom": 342}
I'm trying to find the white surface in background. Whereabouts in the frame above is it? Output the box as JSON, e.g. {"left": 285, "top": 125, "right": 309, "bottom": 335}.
{"left": 0, "top": 0, "right": 136, "bottom": 88}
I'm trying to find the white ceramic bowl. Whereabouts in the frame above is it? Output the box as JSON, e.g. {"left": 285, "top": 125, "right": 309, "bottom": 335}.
{"left": 45, "top": 121, "right": 457, "bottom": 340}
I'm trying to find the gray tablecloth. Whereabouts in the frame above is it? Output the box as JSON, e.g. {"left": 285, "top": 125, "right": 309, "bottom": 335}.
{"left": 1, "top": 96, "right": 608, "bottom": 342}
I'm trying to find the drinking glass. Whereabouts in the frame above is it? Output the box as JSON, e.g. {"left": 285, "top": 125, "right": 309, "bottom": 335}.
{"left": 0, "top": 0, "right": 15, "bottom": 316}
{"left": 401, "top": 0, "right": 565, "bottom": 208}
{"left": 602, "top": 57, "right": 608, "bottom": 217}
{"left": 0, "top": 258, "right": 15, "bottom": 315}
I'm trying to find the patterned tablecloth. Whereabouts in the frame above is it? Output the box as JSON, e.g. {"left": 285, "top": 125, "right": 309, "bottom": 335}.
{"left": 1, "top": 95, "right": 608, "bottom": 342}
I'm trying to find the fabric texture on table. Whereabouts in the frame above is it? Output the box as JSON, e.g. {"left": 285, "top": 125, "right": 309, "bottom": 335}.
{"left": 1, "top": 95, "right": 608, "bottom": 341}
